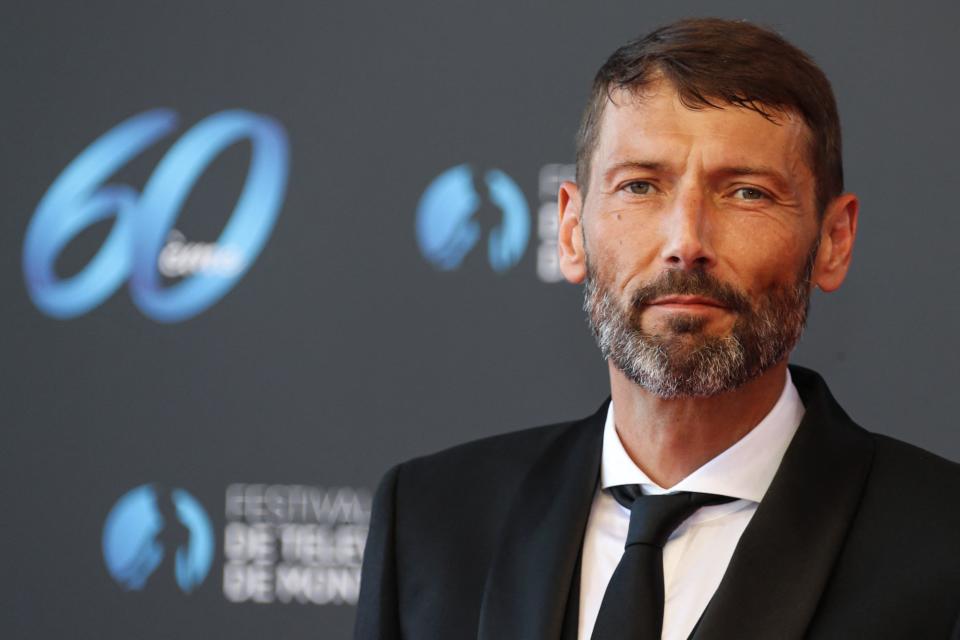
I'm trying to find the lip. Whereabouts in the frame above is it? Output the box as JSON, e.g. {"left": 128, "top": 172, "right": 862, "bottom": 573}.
{"left": 647, "top": 295, "right": 728, "bottom": 309}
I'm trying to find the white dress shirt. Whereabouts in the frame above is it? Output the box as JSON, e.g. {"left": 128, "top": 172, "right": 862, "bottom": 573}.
{"left": 577, "top": 369, "right": 805, "bottom": 640}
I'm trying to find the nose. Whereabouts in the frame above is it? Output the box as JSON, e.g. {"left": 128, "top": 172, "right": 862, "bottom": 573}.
{"left": 659, "top": 185, "right": 716, "bottom": 270}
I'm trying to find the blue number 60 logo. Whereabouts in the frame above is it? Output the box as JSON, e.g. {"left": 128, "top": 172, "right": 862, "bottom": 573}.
{"left": 23, "top": 108, "right": 289, "bottom": 323}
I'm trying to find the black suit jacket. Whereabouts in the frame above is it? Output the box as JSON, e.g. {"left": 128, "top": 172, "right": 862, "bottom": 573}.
{"left": 354, "top": 366, "right": 960, "bottom": 639}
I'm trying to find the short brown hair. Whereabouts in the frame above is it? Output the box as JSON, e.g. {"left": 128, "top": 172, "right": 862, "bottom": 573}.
{"left": 575, "top": 18, "right": 843, "bottom": 215}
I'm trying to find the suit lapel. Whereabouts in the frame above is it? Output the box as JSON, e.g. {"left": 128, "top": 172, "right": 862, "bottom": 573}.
{"left": 478, "top": 402, "right": 607, "bottom": 640}
{"left": 692, "top": 366, "right": 876, "bottom": 639}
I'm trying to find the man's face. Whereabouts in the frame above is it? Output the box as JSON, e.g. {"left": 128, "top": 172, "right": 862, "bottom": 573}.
{"left": 574, "top": 80, "right": 823, "bottom": 397}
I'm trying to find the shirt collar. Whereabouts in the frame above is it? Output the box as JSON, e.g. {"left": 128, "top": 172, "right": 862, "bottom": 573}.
{"left": 601, "top": 368, "right": 805, "bottom": 503}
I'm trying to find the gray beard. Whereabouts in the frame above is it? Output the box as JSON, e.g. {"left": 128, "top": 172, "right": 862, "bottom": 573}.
{"left": 583, "top": 251, "right": 815, "bottom": 398}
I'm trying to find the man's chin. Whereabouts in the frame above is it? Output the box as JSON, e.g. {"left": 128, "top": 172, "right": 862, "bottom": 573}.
{"left": 611, "top": 332, "right": 751, "bottom": 398}
{"left": 624, "top": 366, "right": 750, "bottom": 399}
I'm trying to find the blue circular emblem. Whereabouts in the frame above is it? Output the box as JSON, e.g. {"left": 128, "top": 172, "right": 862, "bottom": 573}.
{"left": 415, "top": 164, "right": 530, "bottom": 272}
{"left": 102, "top": 484, "right": 213, "bottom": 593}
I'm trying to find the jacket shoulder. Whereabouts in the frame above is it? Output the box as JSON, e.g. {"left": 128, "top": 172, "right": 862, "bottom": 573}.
{"left": 390, "top": 416, "right": 599, "bottom": 527}
{"left": 375, "top": 402, "right": 606, "bottom": 537}
{"left": 853, "top": 431, "right": 960, "bottom": 548}
{"left": 869, "top": 432, "right": 960, "bottom": 489}
{"left": 383, "top": 407, "right": 606, "bottom": 532}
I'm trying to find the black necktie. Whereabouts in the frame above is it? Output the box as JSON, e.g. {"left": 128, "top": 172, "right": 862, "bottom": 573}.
{"left": 590, "top": 485, "right": 736, "bottom": 640}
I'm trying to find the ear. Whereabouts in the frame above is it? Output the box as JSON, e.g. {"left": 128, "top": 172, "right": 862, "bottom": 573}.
{"left": 558, "top": 180, "right": 588, "bottom": 284}
{"left": 812, "top": 193, "right": 859, "bottom": 292}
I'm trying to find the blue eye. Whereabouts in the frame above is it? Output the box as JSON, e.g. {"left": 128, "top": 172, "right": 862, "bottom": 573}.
{"left": 733, "top": 187, "right": 766, "bottom": 200}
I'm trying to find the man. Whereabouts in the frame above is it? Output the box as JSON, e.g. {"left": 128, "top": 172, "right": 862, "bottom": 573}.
{"left": 355, "top": 18, "right": 960, "bottom": 639}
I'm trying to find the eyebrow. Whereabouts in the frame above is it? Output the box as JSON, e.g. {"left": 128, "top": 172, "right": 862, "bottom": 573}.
{"left": 718, "top": 166, "right": 793, "bottom": 193}
{"left": 602, "top": 160, "right": 672, "bottom": 186}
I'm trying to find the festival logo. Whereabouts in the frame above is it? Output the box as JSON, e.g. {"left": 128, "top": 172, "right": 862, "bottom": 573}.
{"left": 415, "top": 164, "right": 530, "bottom": 272}
{"left": 102, "top": 484, "right": 214, "bottom": 594}
{"left": 23, "top": 108, "right": 289, "bottom": 322}
{"left": 100, "top": 482, "right": 371, "bottom": 605}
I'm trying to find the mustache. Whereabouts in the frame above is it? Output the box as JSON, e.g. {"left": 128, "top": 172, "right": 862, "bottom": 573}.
{"left": 630, "top": 269, "right": 751, "bottom": 314}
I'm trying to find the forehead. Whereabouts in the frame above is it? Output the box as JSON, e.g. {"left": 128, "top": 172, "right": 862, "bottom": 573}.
{"left": 593, "top": 81, "right": 814, "bottom": 186}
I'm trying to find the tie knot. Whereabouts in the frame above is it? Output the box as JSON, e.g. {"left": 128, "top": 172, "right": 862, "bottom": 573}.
{"left": 608, "top": 485, "right": 736, "bottom": 548}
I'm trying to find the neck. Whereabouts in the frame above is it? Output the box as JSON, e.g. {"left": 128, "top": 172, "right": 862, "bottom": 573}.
{"left": 609, "top": 360, "right": 789, "bottom": 488}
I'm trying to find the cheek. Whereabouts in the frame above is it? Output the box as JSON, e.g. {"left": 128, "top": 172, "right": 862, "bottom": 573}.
{"left": 715, "top": 217, "right": 812, "bottom": 292}
{"left": 587, "top": 207, "right": 662, "bottom": 287}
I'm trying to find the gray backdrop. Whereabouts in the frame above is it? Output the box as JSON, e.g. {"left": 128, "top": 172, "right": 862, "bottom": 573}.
{"left": 4, "top": 1, "right": 958, "bottom": 638}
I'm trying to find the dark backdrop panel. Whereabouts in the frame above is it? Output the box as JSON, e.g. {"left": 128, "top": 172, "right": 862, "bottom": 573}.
{"left": 4, "top": 1, "right": 958, "bottom": 638}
